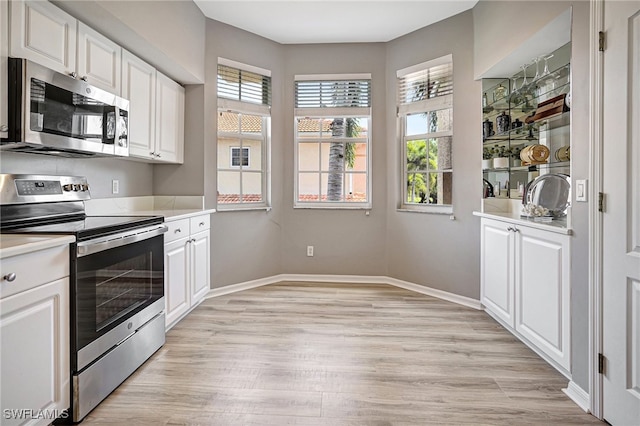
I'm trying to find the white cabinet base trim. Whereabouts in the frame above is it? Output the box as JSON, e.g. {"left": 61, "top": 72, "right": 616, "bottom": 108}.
{"left": 206, "top": 274, "right": 482, "bottom": 310}
{"left": 562, "top": 381, "right": 591, "bottom": 413}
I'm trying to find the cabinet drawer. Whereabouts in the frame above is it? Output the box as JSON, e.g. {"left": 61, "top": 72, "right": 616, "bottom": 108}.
{"left": 164, "top": 218, "right": 190, "bottom": 243}
{"left": 0, "top": 245, "right": 69, "bottom": 299}
{"left": 190, "top": 215, "right": 210, "bottom": 233}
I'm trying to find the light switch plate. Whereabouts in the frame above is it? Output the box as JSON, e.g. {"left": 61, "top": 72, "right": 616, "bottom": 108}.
{"left": 576, "top": 179, "right": 587, "bottom": 202}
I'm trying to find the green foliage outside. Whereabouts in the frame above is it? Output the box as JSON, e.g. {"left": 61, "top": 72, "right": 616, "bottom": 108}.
{"left": 406, "top": 138, "right": 438, "bottom": 204}
{"left": 407, "top": 110, "right": 439, "bottom": 204}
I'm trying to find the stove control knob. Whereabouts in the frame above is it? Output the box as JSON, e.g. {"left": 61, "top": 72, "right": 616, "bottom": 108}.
{"left": 63, "top": 184, "right": 73, "bottom": 192}
{"left": 72, "top": 184, "right": 80, "bottom": 191}
{"left": 82, "top": 184, "right": 89, "bottom": 191}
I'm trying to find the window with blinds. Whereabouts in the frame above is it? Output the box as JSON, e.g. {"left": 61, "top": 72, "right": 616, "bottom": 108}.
{"left": 397, "top": 55, "right": 454, "bottom": 213}
{"left": 217, "top": 59, "right": 271, "bottom": 210}
{"left": 217, "top": 64, "right": 271, "bottom": 106}
{"left": 295, "top": 80, "right": 371, "bottom": 109}
{"left": 294, "top": 75, "right": 372, "bottom": 208}
{"left": 397, "top": 55, "right": 453, "bottom": 107}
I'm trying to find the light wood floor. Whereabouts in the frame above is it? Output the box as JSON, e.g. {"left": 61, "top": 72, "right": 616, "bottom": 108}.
{"left": 82, "top": 282, "right": 602, "bottom": 425}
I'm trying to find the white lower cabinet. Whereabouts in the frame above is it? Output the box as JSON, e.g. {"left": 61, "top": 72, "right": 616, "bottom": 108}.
{"left": 481, "top": 217, "right": 571, "bottom": 373}
{"left": 164, "top": 214, "right": 210, "bottom": 329}
{"left": 0, "top": 245, "right": 70, "bottom": 426}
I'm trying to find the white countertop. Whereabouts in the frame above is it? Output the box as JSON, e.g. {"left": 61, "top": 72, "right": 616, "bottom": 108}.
{"left": 474, "top": 198, "right": 572, "bottom": 235}
{"left": 84, "top": 196, "right": 214, "bottom": 221}
{"left": 473, "top": 211, "right": 572, "bottom": 235}
{"left": 125, "top": 209, "right": 216, "bottom": 221}
{"left": 0, "top": 234, "right": 76, "bottom": 259}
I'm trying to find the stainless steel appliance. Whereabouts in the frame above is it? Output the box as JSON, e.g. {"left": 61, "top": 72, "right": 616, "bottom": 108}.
{"left": 1, "top": 58, "right": 129, "bottom": 157}
{"left": 0, "top": 174, "right": 165, "bottom": 422}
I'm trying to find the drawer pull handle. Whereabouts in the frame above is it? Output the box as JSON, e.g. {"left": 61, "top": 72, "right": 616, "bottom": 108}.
{"left": 175, "top": 229, "right": 182, "bottom": 233}
{"left": 199, "top": 222, "right": 205, "bottom": 226}
{"left": 3, "top": 273, "right": 16, "bottom": 282}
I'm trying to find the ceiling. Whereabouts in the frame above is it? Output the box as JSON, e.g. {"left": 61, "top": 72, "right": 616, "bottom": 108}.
{"left": 193, "top": 0, "right": 479, "bottom": 44}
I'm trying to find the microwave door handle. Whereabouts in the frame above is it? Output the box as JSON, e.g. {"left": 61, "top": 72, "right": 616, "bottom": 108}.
{"left": 115, "top": 107, "right": 128, "bottom": 151}
{"left": 76, "top": 225, "right": 167, "bottom": 257}
{"left": 103, "top": 107, "right": 115, "bottom": 145}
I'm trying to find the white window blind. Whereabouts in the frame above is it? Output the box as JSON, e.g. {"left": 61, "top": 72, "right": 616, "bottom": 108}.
{"left": 294, "top": 75, "right": 371, "bottom": 117}
{"left": 217, "top": 63, "right": 272, "bottom": 107}
{"left": 397, "top": 55, "right": 453, "bottom": 115}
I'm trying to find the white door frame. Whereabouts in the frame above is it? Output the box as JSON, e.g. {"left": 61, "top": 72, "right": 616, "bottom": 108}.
{"left": 588, "top": 0, "right": 604, "bottom": 419}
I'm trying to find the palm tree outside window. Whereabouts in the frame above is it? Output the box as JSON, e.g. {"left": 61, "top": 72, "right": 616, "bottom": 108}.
{"left": 294, "top": 75, "right": 371, "bottom": 207}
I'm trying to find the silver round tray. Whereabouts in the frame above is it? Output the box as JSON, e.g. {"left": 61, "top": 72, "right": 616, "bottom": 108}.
{"left": 525, "top": 173, "right": 571, "bottom": 217}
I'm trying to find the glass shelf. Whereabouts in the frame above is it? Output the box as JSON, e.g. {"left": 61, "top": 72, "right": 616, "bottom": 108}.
{"left": 480, "top": 42, "right": 571, "bottom": 201}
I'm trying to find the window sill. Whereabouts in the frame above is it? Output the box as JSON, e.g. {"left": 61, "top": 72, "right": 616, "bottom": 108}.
{"left": 294, "top": 204, "right": 372, "bottom": 210}
{"left": 397, "top": 205, "right": 453, "bottom": 215}
{"left": 216, "top": 205, "right": 272, "bottom": 212}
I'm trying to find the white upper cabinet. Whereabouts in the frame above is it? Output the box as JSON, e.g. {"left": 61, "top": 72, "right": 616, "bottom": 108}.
{"left": 76, "top": 22, "right": 121, "bottom": 94}
{"left": 9, "top": 0, "right": 77, "bottom": 76}
{"left": 155, "top": 71, "right": 184, "bottom": 164}
{"left": 122, "top": 50, "right": 156, "bottom": 158}
{"left": 11, "top": 1, "right": 122, "bottom": 94}
{"left": 7, "top": 0, "right": 185, "bottom": 163}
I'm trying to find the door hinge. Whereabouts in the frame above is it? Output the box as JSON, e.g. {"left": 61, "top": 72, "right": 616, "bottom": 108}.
{"left": 598, "top": 192, "right": 605, "bottom": 212}
{"left": 599, "top": 31, "right": 605, "bottom": 52}
{"left": 598, "top": 353, "right": 605, "bottom": 374}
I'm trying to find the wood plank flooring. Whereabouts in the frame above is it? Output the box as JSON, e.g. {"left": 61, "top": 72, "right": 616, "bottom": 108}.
{"left": 82, "top": 282, "right": 602, "bottom": 425}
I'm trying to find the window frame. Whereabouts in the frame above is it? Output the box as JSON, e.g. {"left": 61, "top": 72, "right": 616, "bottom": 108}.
{"left": 216, "top": 58, "right": 271, "bottom": 211}
{"left": 397, "top": 55, "right": 454, "bottom": 214}
{"left": 294, "top": 74, "right": 372, "bottom": 209}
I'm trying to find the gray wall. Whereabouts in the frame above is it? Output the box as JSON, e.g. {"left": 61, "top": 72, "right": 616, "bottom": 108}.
{"left": 205, "top": 21, "right": 285, "bottom": 287}
{"left": 385, "top": 11, "right": 481, "bottom": 299}
{"left": 280, "top": 43, "right": 388, "bottom": 277}
{"left": 473, "top": 0, "right": 591, "bottom": 392}
{"left": 0, "top": 152, "right": 153, "bottom": 198}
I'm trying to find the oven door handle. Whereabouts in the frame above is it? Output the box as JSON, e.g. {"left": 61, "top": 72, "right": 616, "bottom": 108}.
{"left": 76, "top": 224, "right": 167, "bottom": 257}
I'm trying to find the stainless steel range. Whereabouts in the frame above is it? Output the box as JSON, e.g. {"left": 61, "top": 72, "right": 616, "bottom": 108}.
{"left": 0, "top": 174, "right": 166, "bottom": 422}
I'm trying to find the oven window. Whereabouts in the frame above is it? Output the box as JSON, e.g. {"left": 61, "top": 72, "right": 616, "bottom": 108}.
{"left": 95, "top": 252, "right": 154, "bottom": 330}
{"left": 75, "top": 234, "right": 164, "bottom": 352}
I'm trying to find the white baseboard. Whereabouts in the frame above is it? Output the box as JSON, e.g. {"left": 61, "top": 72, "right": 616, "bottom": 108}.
{"left": 206, "top": 274, "right": 287, "bottom": 298}
{"left": 562, "top": 381, "right": 591, "bottom": 413}
{"left": 206, "top": 274, "right": 482, "bottom": 310}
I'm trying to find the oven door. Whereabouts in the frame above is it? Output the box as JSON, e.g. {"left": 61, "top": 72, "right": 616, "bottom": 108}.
{"left": 73, "top": 224, "right": 166, "bottom": 372}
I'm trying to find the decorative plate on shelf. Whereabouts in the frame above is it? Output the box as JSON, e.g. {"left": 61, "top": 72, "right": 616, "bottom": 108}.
{"left": 524, "top": 173, "right": 571, "bottom": 218}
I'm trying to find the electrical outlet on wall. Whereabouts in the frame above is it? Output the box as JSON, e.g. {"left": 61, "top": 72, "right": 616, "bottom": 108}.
{"left": 307, "top": 246, "right": 314, "bottom": 257}
{"left": 112, "top": 179, "right": 119, "bottom": 194}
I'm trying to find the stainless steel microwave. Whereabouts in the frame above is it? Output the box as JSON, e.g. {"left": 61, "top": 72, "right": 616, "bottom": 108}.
{"left": 1, "top": 58, "right": 129, "bottom": 157}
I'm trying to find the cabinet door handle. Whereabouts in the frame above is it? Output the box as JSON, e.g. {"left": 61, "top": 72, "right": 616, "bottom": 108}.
{"left": 507, "top": 226, "right": 514, "bottom": 232}
{"left": 69, "top": 71, "right": 78, "bottom": 79}
{"left": 190, "top": 238, "right": 196, "bottom": 243}
{"left": 513, "top": 227, "right": 520, "bottom": 233}
{"left": 81, "top": 76, "right": 88, "bottom": 82}
{"left": 3, "top": 273, "right": 16, "bottom": 282}
{"left": 0, "top": 125, "right": 8, "bottom": 132}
